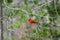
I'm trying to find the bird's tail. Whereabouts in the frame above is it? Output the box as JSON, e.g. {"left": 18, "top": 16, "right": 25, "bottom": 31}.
{"left": 36, "top": 22, "right": 40, "bottom": 25}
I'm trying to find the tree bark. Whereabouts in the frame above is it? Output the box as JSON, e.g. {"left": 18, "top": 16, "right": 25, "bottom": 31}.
{"left": 0, "top": 0, "right": 3, "bottom": 40}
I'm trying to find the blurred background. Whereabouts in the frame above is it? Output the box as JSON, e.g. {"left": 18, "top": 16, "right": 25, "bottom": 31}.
{"left": 0, "top": 0, "right": 60, "bottom": 40}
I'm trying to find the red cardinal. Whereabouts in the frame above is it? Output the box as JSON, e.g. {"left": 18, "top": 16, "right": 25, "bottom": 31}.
{"left": 28, "top": 18, "right": 40, "bottom": 24}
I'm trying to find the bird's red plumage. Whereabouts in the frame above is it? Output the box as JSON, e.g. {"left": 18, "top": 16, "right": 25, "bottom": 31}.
{"left": 28, "top": 18, "right": 38, "bottom": 24}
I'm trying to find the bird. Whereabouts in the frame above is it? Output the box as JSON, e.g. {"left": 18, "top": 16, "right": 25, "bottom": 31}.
{"left": 28, "top": 18, "right": 40, "bottom": 24}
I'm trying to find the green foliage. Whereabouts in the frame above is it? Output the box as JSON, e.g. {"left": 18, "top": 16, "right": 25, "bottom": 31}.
{"left": 5, "top": 10, "right": 13, "bottom": 17}
{"left": 31, "top": 29, "right": 36, "bottom": 33}
{"left": 0, "top": 0, "right": 2, "bottom": 3}
{"left": 48, "top": 16, "right": 53, "bottom": 21}
{"left": 34, "top": 16, "right": 39, "bottom": 22}
{"left": 4, "top": 38, "right": 9, "bottom": 40}
{"left": 8, "top": 16, "right": 27, "bottom": 29}
{"left": 34, "top": 0, "right": 38, "bottom": 4}
{"left": 4, "top": 37, "right": 18, "bottom": 40}
{"left": 30, "top": 28, "right": 51, "bottom": 38}
{"left": 2, "top": 0, "right": 13, "bottom": 3}
{"left": 42, "top": 23, "right": 50, "bottom": 27}
{"left": 21, "top": 4, "right": 28, "bottom": 9}
{"left": 57, "top": 30, "right": 60, "bottom": 35}
{"left": 45, "top": 2, "right": 60, "bottom": 17}
{"left": 55, "top": 18, "right": 60, "bottom": 24}
{"left": 7, "top": 0, "right": 13, "bottom": 3}
{"left": 20, "top": 16, "right": 27, "bottom": 23}
{"left": 37, "top": 29, "right": 43, "bottom": 36}
{"left": 38, "top": 11, "right": 47, "bottom": 17}
{"left": 29, "top": 12, "right": 34, "bottom": 17}
{"left": 57, "top": 5, "right": 60, "bottom": 15}
{"left": 8, "top": 24, "right": 14, "bottom": 29}
{"left": 5, "top": 10, "right": 24, "bottom": 18}
{"left": 45, "top": 5, "right": 57, "bottom": 17}
{"left": 42, "top": 29, "right": 50, "bottom": 37}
